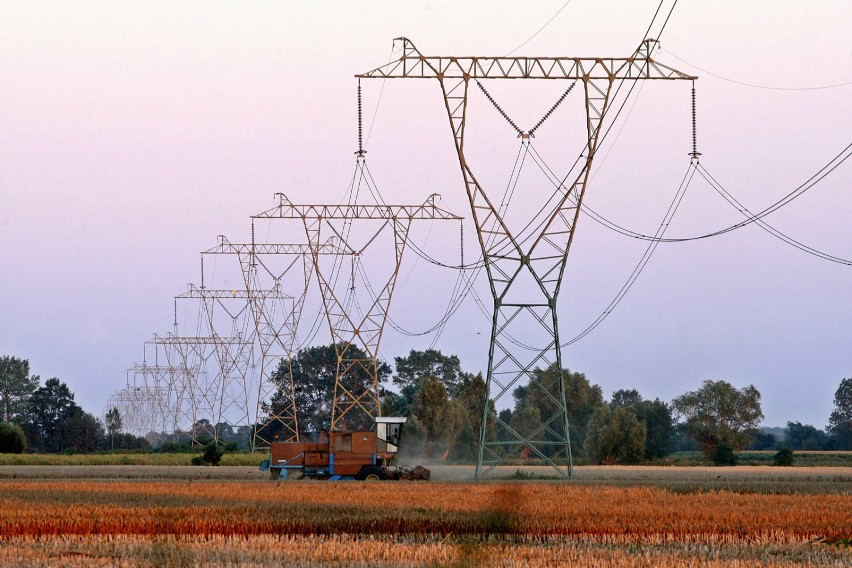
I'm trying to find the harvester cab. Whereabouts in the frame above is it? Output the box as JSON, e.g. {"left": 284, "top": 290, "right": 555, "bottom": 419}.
{"left": 260, "top": 416, "right": 430, "bottom": 481}
{"left": 374, "top": 416, "right": 405, "bottom": 453}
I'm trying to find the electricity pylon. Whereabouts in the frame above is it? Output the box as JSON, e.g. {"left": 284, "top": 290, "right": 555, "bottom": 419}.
{"left": 358, "top": 38, "right": 696, "bottom": 478}
{"left": 174, "top": 284, "right": 256, "bottom": 441}
{"left": 106, "top": 377, "right": 165, "bottom": 438}
{"left": 146, "top": 333, "right": 249, "bottom": 445}
{"left": 201, "top": 235, "right": 351, "bottom": 449}
{"left": 252, "top": 190, "right": 463, "bottom": 431}
{"left": 124, "top": 353, "right": 206, "bottom": 441}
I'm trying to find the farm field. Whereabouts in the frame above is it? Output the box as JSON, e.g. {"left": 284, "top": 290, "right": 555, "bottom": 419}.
{"left": 0, "top": 450, "right": 849, "bottom": 468}
{"left": 0, "top": 466, "right": 849, "bottom": 566}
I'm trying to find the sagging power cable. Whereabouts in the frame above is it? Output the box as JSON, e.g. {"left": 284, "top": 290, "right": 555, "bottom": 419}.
{"left": 560, "top": 162, "right": 697, "bottom": 348}
{"left": 661, "top": 47, "right": 852, "bottom": 91}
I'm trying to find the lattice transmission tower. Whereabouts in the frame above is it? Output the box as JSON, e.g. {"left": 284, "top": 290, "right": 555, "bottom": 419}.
{"left": 105, "top": 366, "right": 170, "bottom": 438}
{"left": 359, "top": 38, "right": 696, "bottom": 478}
{"left": 252, "top": 186, "right": 463, "bottom": 431}
{"left": 201, "top": 235, "right": 352, "bottom": 449}
{"left": 117, "top": 361, "right": 196, "bottom": 440}
{"left": 172, "top": 284, "right": 257, "bottom": 442}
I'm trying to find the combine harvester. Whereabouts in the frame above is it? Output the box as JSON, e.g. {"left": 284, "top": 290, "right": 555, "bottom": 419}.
{"left": 260, "top": 417, "right": 430, "bottom": 481}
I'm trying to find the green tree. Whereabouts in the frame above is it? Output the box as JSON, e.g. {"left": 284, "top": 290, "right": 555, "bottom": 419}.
{"left": 105, "top": 407, "right": 122, "bottom": 451}
{"left": 266, "top": 343, "right": 390, "bottom": 434}
{"left": 409, "top": 375, "right": 464, "bottom": 458}
{"left": 827, "top": 378, "right": 852, "bottom": 450}
{"left": 514, "top": 365, "right": 604, "bottom": 457}
{"left": 452, "top": 373, "right": 489, "bottom": 460}
{"left": 107, "top": 432, "right": 151, "bottom": 451}
{"left": 0, "top": 356, "right": 39, "bottom": 423}
{"left": 608, "top": 390, "right": 674, "bottom": 460}
{"left": 509, "top": 405, "right": 543, "bottom": 457}
{"left": 583, "top": 406, "right": 646, "bottom": 464}
{"left": 746, "top": 429, "right": 778, "bottom": 450}
{"left": 496, "top": 408, "right": 513, "bottom": 449}
{"left": 25, "top": 378, "right": 79, "bottom": 452}
{"left": 610, "top": 389, "right": 642, "bottom": 409}
{"left": 672, "top": 380, "right": 763, "bottom": 455}
{"left": 711, "top": 441, "right": 737, "bottom": 466}
{"left": 380, "top": 388, "right": 409, "bottom": 417}
{"left": 0, "top": 421, "right": 27, "bottom": 453}
{"left": 774, "top": 448, "right": 794, "bottom": 466}
{"left": 784, "top": 421, "right": 831, "bottom": 451}
{"left": 397, "top": 415, "right": 426, "bottom": 459}
{"left": 59, "top": 408, "right": 104, "bottom": 453}
{"left": 393, "top": 349, "right": 466, "bottom": 400}
{"left": 203, "top": 440, "right": 224, "bottom": 465}
{"left": 633, "top": 399, "right": 675, "bottom": 460}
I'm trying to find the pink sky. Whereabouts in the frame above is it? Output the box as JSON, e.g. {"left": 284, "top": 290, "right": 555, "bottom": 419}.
{"left": 1, "top": 1, "right": 850, "bottom": 428}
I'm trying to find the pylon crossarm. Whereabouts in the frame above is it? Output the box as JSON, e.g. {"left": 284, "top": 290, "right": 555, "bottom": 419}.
{"left": 357, "top": 37, "right": 696, "bottom": 81}
{"left": 202, "top": 235, "right": 351, "bottom": 256}
{"left": 254, "top": 193, "right": 462, "bottom": 222}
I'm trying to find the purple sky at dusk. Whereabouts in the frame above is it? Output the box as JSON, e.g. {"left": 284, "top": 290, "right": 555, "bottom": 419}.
{"left": 1, "top": 1, "right": 850, "bottom": 429}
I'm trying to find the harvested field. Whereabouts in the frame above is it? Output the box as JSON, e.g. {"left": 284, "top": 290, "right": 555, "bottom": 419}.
{"left": 0, "top": 453, "right": 262, "bottom": 467}
{"left": 2, "top": 534, "right": 850, "bottom": 567}
{"left": 2, "top": 480, "right": 850, "bottom": 540}
{"left": 0, "top": 467, "right": 850, "bottom": 567}
{"left": 2, "top": 463, "right": 850, "bottom": 490}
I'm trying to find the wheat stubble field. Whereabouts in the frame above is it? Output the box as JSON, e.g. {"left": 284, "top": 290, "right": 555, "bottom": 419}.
{"left": 0, "top": 465, "right": 849, "bottom": 567}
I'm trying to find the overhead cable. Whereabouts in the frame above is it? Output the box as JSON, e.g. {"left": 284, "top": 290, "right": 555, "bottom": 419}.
{"left": 503, "top": 0, "right": 574, "bottom": 57}
{"left": 661, "top": 48, "right": 852, "bottom": 91}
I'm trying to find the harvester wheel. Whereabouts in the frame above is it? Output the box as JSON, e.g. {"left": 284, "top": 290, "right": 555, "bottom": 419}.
{"left": 357, "top": 465, "right": 387, "bottom": 481}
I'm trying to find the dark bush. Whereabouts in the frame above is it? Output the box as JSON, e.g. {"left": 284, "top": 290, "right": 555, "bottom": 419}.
{"left": 190, "top": 441, "right": 224, "bottom": 466}
{"left": 202, "top": 441, "right": 224, "bottom": 466}
{"left": 711, "top": 441, "right": 737, "bottom": 466}
{"left": 0, "top": 422, "right": 27, "bottom": 454}
{"left": 774, "top": 448, "right": 795, "bottom": 466}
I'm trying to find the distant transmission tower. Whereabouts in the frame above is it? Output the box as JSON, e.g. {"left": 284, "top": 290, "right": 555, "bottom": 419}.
{"left": 105, "top": 370, "right": 165, "bottom": 438}
{"left": 174, "top": 284, "right": 256, "bottom": 441}
{"left": 201, "top": 235, "right": 352, "bottom": 450}
{"left": 120, "top": 361, "right": 194, "bottom": 440}
{"left": 358, "top": 38, "right": 696, "bottom": 478}
{"left": 252, "top": 190, "right": 463, "bottom": 431}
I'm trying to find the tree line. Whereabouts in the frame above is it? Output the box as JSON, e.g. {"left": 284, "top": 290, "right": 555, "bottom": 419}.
{"left": 2, "top": 350, "right": 850, "bottom": 458}
{"left": 0, "top": 356, "right": 148, "bottom": 454}
{"left": 264, "top": 345, "right": 852, "bottom": 463}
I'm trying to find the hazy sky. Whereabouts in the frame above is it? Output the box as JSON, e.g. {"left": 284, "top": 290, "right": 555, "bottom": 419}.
{"left": 2, "top": 1, "right": 850, "bottom": 428}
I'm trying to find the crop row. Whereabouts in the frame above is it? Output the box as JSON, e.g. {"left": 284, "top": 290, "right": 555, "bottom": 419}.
{"left": 1, "top": 534, "right": 849, "bottom": 567}
{"left": 0, "top": 481, "right": 849, "bottom": 543}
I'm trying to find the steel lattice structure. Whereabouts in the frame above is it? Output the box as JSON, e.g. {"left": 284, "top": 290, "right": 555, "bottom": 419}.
{"left": 174, "top": 284, "right": 257, "bottom": 442}
{"left": 108, "top": 364, "right": 192, "bottom": 439}
{"left": 359, "top": 38, "right": 696, "bottom": 478}
{"left": 148, "top": 333, "right": 251, "bottom": 445}
{"left": 252, "top": 189, "right": 462, "bottom": 431}
{"left": 202, "top": 235, "right": 351, "bottom": 449}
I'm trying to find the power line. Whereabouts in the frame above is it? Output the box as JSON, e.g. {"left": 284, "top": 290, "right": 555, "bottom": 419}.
{"left": 572, "top": 141, "right": 852, "bottom": 245}
{"left": 661, "top": 47, "right": 852, "bottom": 91}
{"left": 696, "top": 164, "right": 852, "bottom": 266}
{"left": 559, "top": 163, "right": 697, "bottom": 348}
{"left": 504, "top": 0, "right": 573, "bottom": 57}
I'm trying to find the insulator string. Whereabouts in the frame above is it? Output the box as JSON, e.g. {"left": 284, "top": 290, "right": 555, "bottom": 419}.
{"left": 689, "top": 81, "right": 701, "bottom": 161}
{"left": 357, "top": 79, "right": 365, "bottom": 156}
